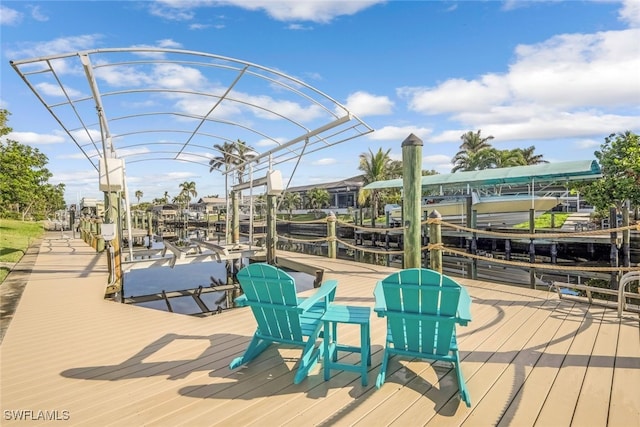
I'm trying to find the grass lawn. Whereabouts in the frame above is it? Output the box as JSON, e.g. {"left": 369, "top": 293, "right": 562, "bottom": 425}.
{"left": 0, "top": 219, "right": 44, "bottom": 284}
{"left": 513, "top": 212, "right": 571, "bottom": 229}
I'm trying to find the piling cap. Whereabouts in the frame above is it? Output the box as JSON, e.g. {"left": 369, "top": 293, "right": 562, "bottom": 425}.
{"left": 401, "top": 133, "right": 423, "bottom": 147}
{"left": 429, "top": 209, "right": 442, "bottom": 219}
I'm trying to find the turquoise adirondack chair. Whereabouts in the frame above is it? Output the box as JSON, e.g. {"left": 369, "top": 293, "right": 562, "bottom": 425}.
{"left": 374, "top": 268, "right": 472, "bottom": 407}
{"left": 229, "top": 263, "right": 338, "bottom": 384}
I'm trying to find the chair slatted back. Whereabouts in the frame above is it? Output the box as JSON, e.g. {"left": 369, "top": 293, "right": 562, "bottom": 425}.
{"left": 238, "top": 263, "right": 303, "bottom": 341}
{"left": 381, "top": 268, "right": 461, "bottom": 356}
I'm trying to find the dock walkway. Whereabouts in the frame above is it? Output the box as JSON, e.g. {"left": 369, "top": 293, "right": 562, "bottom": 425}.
{"left": 0, "top": 235, "right": 638, "bottom": 426}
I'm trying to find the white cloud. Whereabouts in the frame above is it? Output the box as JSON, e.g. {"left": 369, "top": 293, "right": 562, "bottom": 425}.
{"left": 368, "top": 125, "right": 432, "bottom": 141}
{"left": 574, "top": 139, "right": 601, "bottom": 150}
{"left": 399, "top": 74, "right": 510, "bottom": 114}
{"left": 0, "top": 5, "right": 22, "bottom": 25}
{"left": 35, "top": 82, "right": 83, "bottom": 98}
{"left": 153, "top": 0, "right": 384, "bottom": 24}
{"left": 4, "top": 35, "right": 102, "bottom": 60}
{"left": 28, "top": 5, "right": 49, "bottom": 22}
{"left": 5, "top": 131, "right": 65, "bottom": 145}
{"left": 423, "top": 154, "right": 453, "bottom": 174}
{"left": 508, "top": 29, "right": 640, "bottom": 108}
{"left": 312, "top": 158, "right": 336, "bottom": 166}
{"left": 343, "top": 91, "right": 394, "bottom": 117}
{"left": 619, "top": 0, "right": 640, "bottom": 27}
{"left": 401, "top": 26, "right": 640, "bottom": 143}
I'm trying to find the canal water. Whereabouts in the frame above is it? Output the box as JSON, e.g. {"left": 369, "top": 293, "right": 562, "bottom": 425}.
{"left": 123, "top": 239, "right": 315, "bottom": 315}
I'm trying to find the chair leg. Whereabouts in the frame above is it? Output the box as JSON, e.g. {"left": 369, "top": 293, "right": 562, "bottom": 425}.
{"left": 454, "top": 351, "right": 471, "bottom": 407}
{"left": 229, "top": 334, "right": 272, "bottom": 369}
{"left": 294, "top": 328, "right": 322, "bottom": 384}
{"left": 376, "top": 347, "right": 390, "bottom": 389}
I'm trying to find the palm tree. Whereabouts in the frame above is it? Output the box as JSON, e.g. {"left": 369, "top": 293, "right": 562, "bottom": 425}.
{"left": 209, "top": 141, "right": 238, "bottom": 174}
{"left": 489, "top": 148, "right": 525, "bottom": 168}
{"left": 232, "top": 139, "right": 258, "bottom": 184}
{"left": 280, "top": 192, "right": 301, "bottom": 219}
{"left": 452, "top": 130, "right": 495, "bottom": 172}
{"left": 134, "top": 190, "right": 143, "bottom": 204}
{"left": 517, "top": 146, "right": 548, "bottom": 165}
{"left": 306, "top": 188, "right": 330, "bottom": 217}
{"left": 179, "top": 181, "right": 197, "bottom": 210}
{"left": 162, "top": 191, "right": 170, "bottom": 204}
{"left": 358, "top": 148, "right": 396, "bottom": 225}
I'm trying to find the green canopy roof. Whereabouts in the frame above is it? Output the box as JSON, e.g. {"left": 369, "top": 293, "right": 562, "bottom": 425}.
{"left": 363, "top": 160, "right": 601, "bottom": 190}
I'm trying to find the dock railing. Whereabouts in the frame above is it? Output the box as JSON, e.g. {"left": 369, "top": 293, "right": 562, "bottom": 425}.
{"left": 275, "top": 215, "right": 640, "bottom": 317}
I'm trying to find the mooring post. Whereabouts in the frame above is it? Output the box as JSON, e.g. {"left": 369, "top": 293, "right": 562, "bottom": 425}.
{"left": 609, "top": 207, "right": 619, "bottom": 289}
{"left": 622, "top": 201, "right": 630, "bottom": 268}
{"left": 327, "top": 211, "right": 337, "bottom": 259}
{"left": 529, "top": 208, "right": 536, "bottom": 289}
{"left": 429, "top": 210, "right": 443, "bottom": 273}
{"left": 402, "top": 133, "right": 423, "bottom": 269}
{"left": 266, "top": 193, "right": 277, "bottom": 264}
{"left": 471, "top": 209, "right": 478, "bottom": 280}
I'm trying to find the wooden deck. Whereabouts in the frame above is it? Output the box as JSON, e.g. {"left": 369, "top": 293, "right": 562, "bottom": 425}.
{"left": 0, "top": 234, "right": 638, "bottom": 426}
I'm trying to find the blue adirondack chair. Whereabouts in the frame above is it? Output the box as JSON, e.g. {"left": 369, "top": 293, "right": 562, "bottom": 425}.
{"left": 229, "top": 263, "right": 338, "bottom": 384}
{"left": 374, "top": 268, "right": 472, "bottom": 407}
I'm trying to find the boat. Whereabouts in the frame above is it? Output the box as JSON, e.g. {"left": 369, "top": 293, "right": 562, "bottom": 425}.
{"left": 389, "top": 192, "right": 561, "bottom": 228}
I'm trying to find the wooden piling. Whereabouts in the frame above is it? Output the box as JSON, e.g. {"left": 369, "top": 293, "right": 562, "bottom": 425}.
{"left": 401, "top": 133, "right": 423, "bottom": 269}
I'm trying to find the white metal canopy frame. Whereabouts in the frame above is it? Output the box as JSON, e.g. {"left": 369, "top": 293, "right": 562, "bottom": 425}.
{"left": 10, "top": 47, "right": 373, "bottom": 183}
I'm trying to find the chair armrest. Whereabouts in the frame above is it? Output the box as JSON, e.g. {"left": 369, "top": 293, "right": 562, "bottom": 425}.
{"left": 373, "top": 281, "right": 387, "bottom": 317}
{"left": 234, "top": 294, "right": 248, "bottom": 307}
{"left": 456, "top": 286, "right": 472, "bottom": 325}
{"left": 298, "top": 279, "right": 338, "bottom": 313}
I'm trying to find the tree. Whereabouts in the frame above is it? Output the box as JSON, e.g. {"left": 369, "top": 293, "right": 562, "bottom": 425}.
{"left": 452, "top": 130, "right": 495, "bottom": 172}
{"left": 134, "top": 190, "right": 143, "bottom": 204}
{"left": 1, "top": 110, "right": 65, "bottom": 220}
{"left": 489, "top": 148, "right": 525, "bottom": 168}
{"left": 517, "top": 145, "right": 548, "bottom": 165}
{"left": 306, "top": 187, "right": 330, "bottom": 218}
{"left": 577, "top": 131, "right": 640, "bottom": 212}
{"left": 178, "top": 181, "right": 197, "bottom": 210}
{"left": 280, "top": 191, "right": 301, "bottom": 219}
{"left": 357, "top": 148, "right": 396, "bottom": 225}
{"left": 232, "top": 139, "right": 258, "bottom": 184}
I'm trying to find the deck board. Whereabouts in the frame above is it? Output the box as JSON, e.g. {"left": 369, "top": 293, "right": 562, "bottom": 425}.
{"left": 0, "top": 235, "right": 638, "bottom": 426}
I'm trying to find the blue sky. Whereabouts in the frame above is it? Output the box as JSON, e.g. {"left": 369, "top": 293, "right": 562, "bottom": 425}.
{"left": 1, "top": 0, "right": 639, "bottom": 205}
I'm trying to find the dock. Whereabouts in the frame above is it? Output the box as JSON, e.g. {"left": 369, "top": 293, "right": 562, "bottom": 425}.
{"left": 0, "top": 233, "right": 638, "bottom": 426}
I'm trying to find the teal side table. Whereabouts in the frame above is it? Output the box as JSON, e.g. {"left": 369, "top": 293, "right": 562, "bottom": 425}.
{"left": 322, "top": 304, "right": 371, "bottom": 386}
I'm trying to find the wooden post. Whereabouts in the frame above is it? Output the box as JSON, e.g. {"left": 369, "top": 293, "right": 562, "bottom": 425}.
{"left": 622, "top": 201, "right": 630, "bottom": 267}
{"left": 147, "top": 212, "right": 153, "bottom": 248}
{"left": 266, "top": 194, "right": 277, "bottom": 264}
{"left": 470, "top": 209, "right": 478, "bottom": 280}
{"left": 609, "top": 207, "right": 619, "bottom": 289}
{"left": 429, "top": 210, "right": 442, "bottom": 273}
{"left": 231, "top": 190, "right": 239, "bottom": 244}
{"left": 402, "top": 133, "right": 423, "bottom": 269}
{"left": 327, "top": 211, "right": 337, "bottom": 259}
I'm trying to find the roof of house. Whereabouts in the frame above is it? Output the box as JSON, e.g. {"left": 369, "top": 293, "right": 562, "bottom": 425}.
{"left": 286, "top": 175, "right": 365, "bottom": 193}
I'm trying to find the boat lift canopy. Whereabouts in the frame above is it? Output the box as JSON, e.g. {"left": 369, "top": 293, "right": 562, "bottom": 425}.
{"left": 363, "top": 160, "right": 602, "bottom": 191}
{"left": 10, "top": 48, "right": 373, "bottom": 182}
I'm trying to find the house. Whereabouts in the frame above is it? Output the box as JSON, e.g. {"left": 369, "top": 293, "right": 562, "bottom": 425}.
{"left": 285, "top": 175, "right": 364, "bottom": 213}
